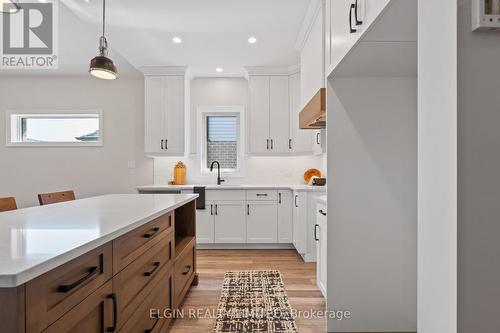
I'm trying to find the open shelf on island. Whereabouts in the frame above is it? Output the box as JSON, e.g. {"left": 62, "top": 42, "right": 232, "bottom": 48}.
{"left": 174, "top": 199, "right": 196, "bottom": 259}
{"left": 175, "top": 235, "right": 195, "bottom": 258}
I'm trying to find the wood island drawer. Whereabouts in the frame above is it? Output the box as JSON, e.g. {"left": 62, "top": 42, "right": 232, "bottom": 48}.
{"left": 113, "top": 212, "right": 174, "bottom": 273}
{"left": 246, "top": 189, "right": 278, "bottom": 201}
{"left": 113, "top": 231, "right": 174, "bottom": 330}
{"left": 26, "top": 243, "right": 112, "bottom": 333}
{"left": 174, "top": 238, "right": 196, "bottom": 307}
{"left": 118, "top": 267, "right": 173, "bottom": 333}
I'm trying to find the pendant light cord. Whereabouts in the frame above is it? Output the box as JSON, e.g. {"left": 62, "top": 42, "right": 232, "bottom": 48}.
{"left": 102, "top": 0, "right": 106, "bottom": 37}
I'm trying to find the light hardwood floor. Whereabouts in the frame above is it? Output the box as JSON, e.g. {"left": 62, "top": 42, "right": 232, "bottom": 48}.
{"left": 169, "top": 249, "right": 326, "bottom": 333}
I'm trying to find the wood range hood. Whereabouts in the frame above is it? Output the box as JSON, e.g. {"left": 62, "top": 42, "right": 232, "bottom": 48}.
{"left": 299, "top": 88, "right": 326, "bottom": 129}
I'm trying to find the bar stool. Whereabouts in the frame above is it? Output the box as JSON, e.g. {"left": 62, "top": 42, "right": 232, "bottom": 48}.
{"left": 0, "top": 197, "right": 17, "bottom": 212}
{"left": 38, "top": 190, "right": 76, "bottom": 205}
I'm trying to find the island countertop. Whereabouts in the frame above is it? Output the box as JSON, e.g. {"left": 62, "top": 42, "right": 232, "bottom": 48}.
{"left": 0, "top": 193, "right": 198, "bottom": 288}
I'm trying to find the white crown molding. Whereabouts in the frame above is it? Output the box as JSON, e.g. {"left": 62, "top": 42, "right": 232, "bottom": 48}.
{"left": 294, "top": 0, "right": 324, "bottom": 52}
{"left": 245, "top": 64, "right": 300, "bottom": 76}
{"left": 139, "top": 66, "right": 188, "bottom": 76}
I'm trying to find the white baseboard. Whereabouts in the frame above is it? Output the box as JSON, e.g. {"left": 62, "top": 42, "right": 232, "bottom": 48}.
{"left": 196, "top": 243, "right": 295, "bottom": 250}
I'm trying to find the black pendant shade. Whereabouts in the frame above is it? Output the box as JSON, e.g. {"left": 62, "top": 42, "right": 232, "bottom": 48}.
{"left": 89, "top": 0, "right": 117, "bottom": 80}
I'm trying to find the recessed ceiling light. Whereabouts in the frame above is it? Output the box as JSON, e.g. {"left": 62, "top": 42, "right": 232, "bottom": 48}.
{"left": 248, "top": 37, "right": 257, "bottom": 44}
{"left": 216, "top": 68, "right": 223, "bottom": 73}
{"left": 172, "top": 37, "right": 182, "bottom": 44}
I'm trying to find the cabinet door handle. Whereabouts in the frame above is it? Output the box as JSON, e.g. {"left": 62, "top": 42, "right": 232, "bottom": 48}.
{"left": 182, "top": 265, "right": 192, "bottom": 275}
{"left": 316, "top": 132, "right": 321, "bottom": 145}
{"left": 278, "top": 192, "right": 282, "bottom": 204}
{"left": 319, "top": 209, "right": 327, "bottom": 216}
{"left": 106, "top": 293, "right": 118, "bottom": 332}
{"left": 58, "top": 266, "right": 98, "bottom": 293}
{"left": 314, "top": 224, "right": 320, "bottom": 241}
{"left": 144, "top": 261, "right": 160, "bottom": 277}
{"left": 247, "top": 204, "right": 250, "bottom": 215}
{"left": 143, "top": 227, "right": 160, "bottom": 238}
{"left": 294, "top": 195, "right": 298, "bottom": 208}
{"left": 210, "top": 204, "right": 213, "bottom": 215}
{"left": 215, "top": 204, "right": 218, "bottom": 215}
{"left": 267, "top": 139, "right": 269, "bottom": 150}
{"left": 289, "top": 139, "right": 292, "bottom": 150}
{"left": 355, "top": 0, "right": 363, "bottom": 25}
{"left": 349, "top": 4, "right": 357, "bottom": 33}
{"left": 271, "top": 139, "right": 274, "bottom": 150}
{"left": 161, "top": 139, "right": 164, "bottom": 150}
{"left": 165, "top": 139, "right": 168, "bottom": 150}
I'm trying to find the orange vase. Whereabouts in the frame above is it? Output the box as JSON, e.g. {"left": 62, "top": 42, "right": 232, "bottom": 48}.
{"left": 173, "top": 161, "right": 186, "bottom": 185}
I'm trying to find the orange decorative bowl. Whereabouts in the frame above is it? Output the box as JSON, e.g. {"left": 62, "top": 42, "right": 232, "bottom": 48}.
{"left": 304, "top": 168, "right": 321, "bottom": 184}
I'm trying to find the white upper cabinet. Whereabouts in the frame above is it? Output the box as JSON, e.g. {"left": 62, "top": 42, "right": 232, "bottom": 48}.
{"left": 249, "top": 76, "right": 271, "bottom": 154}
{"left": 248, "top": 69, "right": 314, "bottom": 156}
{"left": 143, "top": 67, "right": 186, "bottom": 156}
{"left": 289, "top": 72, "right": 313, "bottom": 154}
{"left": 269, "top": 76, "right": 290, "bottom": 153}
{"left": 325, "top": 0, "right": 392, "bottom": 78}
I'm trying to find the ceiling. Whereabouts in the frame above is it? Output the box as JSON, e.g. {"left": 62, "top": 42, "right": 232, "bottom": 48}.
{"left": 51, "top": 0, "right": 311, "bottom": 77}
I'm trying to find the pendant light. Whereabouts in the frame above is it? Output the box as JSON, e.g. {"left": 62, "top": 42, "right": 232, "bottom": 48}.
{"left": 89, "top": 0, "right": 117, "bottom": 80}
{"left": 0, "top": 0, "right": 20, "bottom": 14}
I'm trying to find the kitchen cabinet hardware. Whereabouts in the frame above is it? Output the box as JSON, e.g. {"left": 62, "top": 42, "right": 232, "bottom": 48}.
{"left": 316, "top": 132, "right": 321, "bottom": 145}
{"left": 294, "top": 194, "right": 299, "bottom": 207}
{"left": 289, "top": 139, "right": 292, "bottom": 150}
{"left": 349, "top": 3, "right": 357, "bottom": 33}
{"left": 161, "top": 139, "right": 164, "bottom": 150}
{"left": 143, "top": 262, "right": 160, "bottom": 277}
{"left": 182, "top": 265, "right": 191, "bottom": 275}
{"left": 278, "top": 192, "right": 282, "bottom": 204}
{"left": 271, "top": 139, "right": 274, "bottom": 149}
{"left": 267, "top": 139, "right": 270, "bottom": 150}
{"left": 319, "top": 210, "right": 327, "bottom": 216}
{"left": 143, "top": 227, "right": 160, "bottom": 238}
{"left": 247, "top": 204, "right": 250, "bottom": 215}
{"left": 57, "top": 266, "right": 98, "bottom": 293}
{"left": 215, "top": 204, "right": 218, "bottom": 215}
{"left": 355, "top": 0, "right": 363, "bottom": 25}
{"left": 256, "top": 193, "right": 268, "bottom": 197}
{"left": 106, "top": 293, "right": 117, "bottom": 332}
{"left": 165, "top": 139, "right": 168, "bottom": 150}
{"left": 210, "top": 204, "right": 213, "bottom": 215}
{"left": 314, "top": 224, "right": 320, "bottom": 241}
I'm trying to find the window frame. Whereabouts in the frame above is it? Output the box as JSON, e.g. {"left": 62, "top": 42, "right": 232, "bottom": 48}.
{"left": 197, "top": 105, "right": 245, "bottom": 177}
{"left": 5, "top": 110, "right": 103, "bottom": 147}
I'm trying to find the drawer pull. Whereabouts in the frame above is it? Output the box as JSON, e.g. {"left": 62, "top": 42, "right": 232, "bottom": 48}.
{"left": 182, "top": 265, "right": 192, "bottom": 275}
{"left": 143, "top": 227, "right": 160, "bottom": 238}
{"left": 145, "top": 315, "right": 160, "bottom": 333}
{"left": 256, "top": 193, "right": 268, "bottom": 197}
{"left": 314, "top": 224, "right": 320, "bottom": 241}
{"left": 144, "top": 262, "right": 161, "bottom": 277}
{"left": 57, "top": 266, "right": 98, "bottom": 293}
{"left": 106, "top": 293, "right": 118, "bottom": 332}
{"left": 319, "top": 210, "right": 327, "bottom": 216}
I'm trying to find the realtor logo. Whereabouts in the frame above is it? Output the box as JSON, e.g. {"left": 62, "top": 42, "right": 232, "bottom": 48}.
{"left": 1, "top": 1, "right": 58, "bottom": 69}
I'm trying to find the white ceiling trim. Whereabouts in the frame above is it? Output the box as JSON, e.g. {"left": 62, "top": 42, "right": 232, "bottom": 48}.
{"left": 245, "top": 64, "right": 300, "bottom": 76}
{"left": 139, "top": 66, "right": 188, "bottom": 76}
{"left": 294, "top": 0, "right": 324, "bottom": 52}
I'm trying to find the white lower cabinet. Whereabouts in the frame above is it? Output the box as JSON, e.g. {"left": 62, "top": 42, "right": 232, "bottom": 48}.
{"left": 196, "top": 201, "right": 215, "bottom": 244}
{"left": 316, "top": 202, "right": 327, "bottom": 298}
{"left": 214, "top": 201, "right": 246, "bottom": 243}
{"left": 277, "top": 190, "right": 293, "bottom": 243}
{"left": 292, "top": 191, "right": 307, "bottom": 254}
{"left": 246, "top": 201, "right": 278, "bottom": 243}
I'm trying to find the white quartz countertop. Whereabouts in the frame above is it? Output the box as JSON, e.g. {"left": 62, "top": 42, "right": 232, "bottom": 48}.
{"left": 0, "top": 194, "right": 198, "bottom": 288}
{"left": 137, "top": 184, "right": 327, "bottom": 192}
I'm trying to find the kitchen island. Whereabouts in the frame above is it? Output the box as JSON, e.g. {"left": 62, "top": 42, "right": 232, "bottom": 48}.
{"left": 0, "top": 193, "right": 198, "bottom": 333}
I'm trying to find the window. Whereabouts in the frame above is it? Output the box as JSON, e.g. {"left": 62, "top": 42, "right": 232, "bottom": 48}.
{"left": 198, "top": 106, "right": 245, "bottom": 175}
{"left": 6, "top": 110, "right": 103, "bottom": 146}
{"left": 206, "top": 116, "right": 238, "bottom": 169}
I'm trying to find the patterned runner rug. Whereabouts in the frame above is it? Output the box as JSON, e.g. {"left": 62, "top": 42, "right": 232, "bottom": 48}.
{"left": 214, "top": 270, "right": 299, "bottom": 333}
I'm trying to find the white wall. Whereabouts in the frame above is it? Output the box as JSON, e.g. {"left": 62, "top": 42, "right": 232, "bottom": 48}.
{"left": 326, "top": 77, "right": 417, "bottom": 332}
{"left": 0, "top": 75, "right": 152, "bottom": 208}
{"left": 418, "top": 0, "right": 458, "bottom": 332}
{"left": 458, "top": 1, "right": 500, "bottom": 332}
{"left": 157, "top": 77, "right": 325, "bottom": 185}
